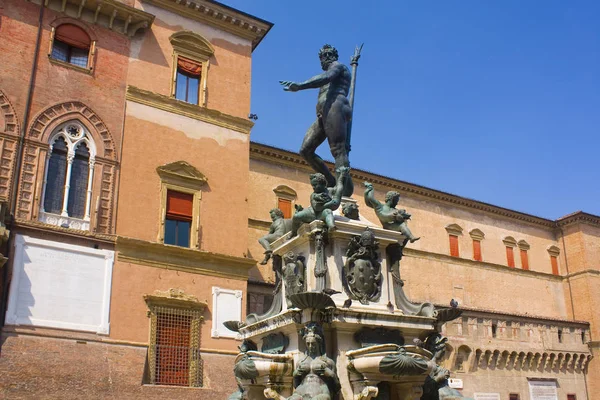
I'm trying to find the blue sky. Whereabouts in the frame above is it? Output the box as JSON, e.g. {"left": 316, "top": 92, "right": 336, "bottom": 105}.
{"left": 226, "top": 0, "right": 600, "bottom": 220}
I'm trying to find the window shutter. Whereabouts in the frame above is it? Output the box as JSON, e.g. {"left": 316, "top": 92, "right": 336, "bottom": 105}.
{"left": 449, "top": 235, "right": 459, "bottom": 257}
{"left": 506, "top": 246, "right": 515, "bottom": 268}
{"left": 55, "top": 24, "right": 91, "bottom": 49}
{"left": 473, "top": 239, "right": 482, "bottom": 261}
{"left": 277, "top": 198, "right": 292, "bottom": 219}
{"left": 520, "top": 249, "right": 529, "bottom": 270}
{"left": 166, "top": 190, "right": 193, "bottom": 221}
{"left": 550, "top": 255, "right": 559, "bottom": 275}
{"left": 177, "top": 57, "right": 202, "bottom": 76}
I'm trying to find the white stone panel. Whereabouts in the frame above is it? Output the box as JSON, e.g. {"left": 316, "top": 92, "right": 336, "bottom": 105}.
{"left": 529, "top": 380, "right": 558, "bottom": 400}
{"left": 5, "top": 235, "right": 114, "bottom": 334}
{"left": 211, "top": 286, "right": 242, "bottom": 338}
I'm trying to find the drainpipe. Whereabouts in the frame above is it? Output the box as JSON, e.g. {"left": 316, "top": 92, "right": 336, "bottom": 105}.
{"left": 1, "top": 2, "right": 45, "bottom": 328}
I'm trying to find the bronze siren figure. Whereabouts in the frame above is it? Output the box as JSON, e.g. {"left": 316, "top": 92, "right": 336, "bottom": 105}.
{"left": 280, "top": 44, "right": 363, "bottom": 197}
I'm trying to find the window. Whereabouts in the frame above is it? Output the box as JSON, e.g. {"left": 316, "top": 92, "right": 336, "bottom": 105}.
{"left": 145, "top": 289, "right": 206, "bottom": 387}
{"left": 469, "top": 229, "right": 484, "bottom": 261}
{"left": 567, "top": 395, "right": 576, "bottom": 400}
{"left": 175, "top": 57, "right": 201, "bottom": 104}
{"left": 170, "top": 31, "right": 214, "bottom": 106}
{"left": 558, "top": 329, "right": 563, "bottom": 343}
{"left": 548, "top": 245, "right": 560, "bottom": 275}
{"left": 492, "top": 322, "right": 498, "bottom": 338}
{"left": 248, "top": 292, "right": 274, "bottom": 315}
{"left": 40, "top": 121, "right": 96, "bottom": 230}
{"left": 157, "top": 161, "right": 207, "bottom": 249}
{"left": 503, "top": 236, "right": 516, "bottom": 268}
{"left": 518, "top": 240, "right": 530, "bottom": 270}
{"left": 49, "top": 23, "right": 93, "bottom": 69}
{"left": 509, "top": 394, "right": 520, "bottom": 400}
{"left": 445, "top": 224, "right": 463, "bottom": 257}
{"left": 273, "top": 185, "right": 297, "bottom": 219}
{"left": 164, "top": 190, "right": 193, "bottom": 247}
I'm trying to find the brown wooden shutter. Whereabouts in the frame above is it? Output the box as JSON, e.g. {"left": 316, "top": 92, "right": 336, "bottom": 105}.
{"left": 551, "top": 255, "right": 559, "bottom": 275}
{"left": 166, "top": 190, "right": 193, "bottom": 221}
{"left": 277, "top": 198, "right": 292, "bottom": 219}
{"left": 177, "top": 57, "right": 202, "bottom": 76}
{"left": 55, "top": 24, "right": 91, "bottom": 49}
{"left": 472, "top": 239, "right": 482, "bottom": 261}
{"left": 520, "top": 249, "right": 529, "bottom": 270}
{"left": 449, "top": 235, "right": 459, "bottom": 257}
{"left": 506, "top": 246, "right": 515, "bottom": 268}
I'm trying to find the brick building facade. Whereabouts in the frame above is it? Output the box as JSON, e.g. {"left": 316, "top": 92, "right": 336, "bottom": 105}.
{"left": 0, "top": 0, "right": 597, "bottom": 399}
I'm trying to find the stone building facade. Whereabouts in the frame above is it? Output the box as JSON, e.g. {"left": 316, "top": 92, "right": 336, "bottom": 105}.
{"left": 0, "top": 0, "right": 597, "bottom": 399}
{"left": 0, "top": 0, "right": 271, "bottom": 398}
{"left": 246, "top": 143, "right": 598, "bottom": 399}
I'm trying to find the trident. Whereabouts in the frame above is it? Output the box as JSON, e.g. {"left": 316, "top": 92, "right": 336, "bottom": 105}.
{"left": 346, "top": 43, "right": 363, "bottom": 154}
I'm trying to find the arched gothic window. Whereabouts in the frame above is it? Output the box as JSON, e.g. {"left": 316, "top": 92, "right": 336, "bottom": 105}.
{"left": 40, "top": 121, "right": 96, "bottom": 230}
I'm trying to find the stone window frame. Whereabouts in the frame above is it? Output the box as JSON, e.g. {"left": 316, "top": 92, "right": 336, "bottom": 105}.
{"left": 547, "top": 245, "right": 560, "bottom": 275}
{"left": 445, "top": 224, "right": 463, "bottom": 257}
{"left": 156, "top": 161, "right": 207, "bottom": 249}
{"left": 503, "top": 236, "right": 517, "bottom": 268}
{"left": 469, "top": 228, "right": 485, "bottom": 261}
{"left": 48, "top": 18, "right": 97, "bottom": 73}
{"left": 169, "top": 31, "right": 215, "bottom": 107}
{"left": 39, "top": 120, "right": 97, "bottom": 231}
{"left": 144, "top": 289, "right": 207, "bottom": 387}
{"left": 273, "top": 184, "right": 297, "bottom": 219}
{"left": 517, "top": 240, "right": 530, "bottom": 270}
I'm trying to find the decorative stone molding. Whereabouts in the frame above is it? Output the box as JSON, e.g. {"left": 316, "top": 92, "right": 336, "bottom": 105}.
{"left": 445, "top": 223, "right": 463, "bottom": 236}
{"left": 557, "top": 211, "right": 600, "bottom": 228}
{"left": 547, "top": 245, "right": 561, "bottom": 257}
{"left": 43, "top": 0, "right": 154, "bottom": 37}
{"left": 0, "top": 89, "right": 19, "bottom": 134}
{"left": 143, "top": 0, "right": 272, "bottom": 49}
{"left": 116, "top": 235, "right": 255, "bottom": 280}
{"left": 170, "top": 31, "right": 214, "bottom": 60}
{"left": 126, "top": 86, "right": 254, "bottom": 134}
{"left": 517, "top": 240, "right": 530, "bottom": 251}
{"left": 39, "top": 211, "right": 90, "bottom": 231}
{"left": 27, "top": 101, "right": 116, "bottom": 160}
{"left": 156, "top": 160, "right": 208, "bottom": 190}
{"left": 468, "top": 228, "right": 485, "bottom": 240}
{"left": 502, "top": 236, "right": 517, "bottom": 247}
{"left": 144, "top": 288, "right": 207, "bottom": 310}
{"left": 273, "top": 185, "right": 297, "bottom": 199}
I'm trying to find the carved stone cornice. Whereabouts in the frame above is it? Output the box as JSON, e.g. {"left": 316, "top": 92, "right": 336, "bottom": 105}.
{"left": 41, "top": 0, "right": 155, "bottom": 37}
{"left": 156, "top": 160, "right": 208, "bottom": 189}
{"left": 116, "top": 236, "right": 256, "bottom": 280}
{"left": 127, "top": 85, "right": 254, "bottom": 134}
{"left": 248, "top": 218, "right": 271, "bottom": 231}
{"left": 144, "top": 288, "right": 207, "bottom": 310}
{"left": 141, "top": 0, "right": 273, "bottom": 50}
{"left": 13, "top": 218, "right": 116, "bottom": 243}
{"left": 249, "top": 143, "right": 559, "bottom": 229}
{"left": 557, "top": 211, "right": 600, "bottom": 228}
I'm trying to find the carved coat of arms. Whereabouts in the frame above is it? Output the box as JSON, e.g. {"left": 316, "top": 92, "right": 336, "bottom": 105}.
{"left": 343, "top": 228, "right": 382, "bottom": 304}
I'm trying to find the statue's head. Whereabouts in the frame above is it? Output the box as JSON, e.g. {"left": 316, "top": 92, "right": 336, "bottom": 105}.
{"left": 359, "top": 228, "right": 376, "bottom": 247}
{"left": 283, "top": 251, "right": 296, "bottom": 264}
{"left": 310, "top": 173, "right": 328, "bottom": 192}
{"left": 342, "top": 202, "right": 360, "bottom": 220}
{"left": 269, "top": 208, "right": 284, "bottom": 220}
{"left": 385, "top": 191, "right": 400, "bottom": 206}
{"left": 319, "top": 44, "right": 339, "bottom": 70}
{"left": 301, "top": 322, "right": 325, "bottom": 356}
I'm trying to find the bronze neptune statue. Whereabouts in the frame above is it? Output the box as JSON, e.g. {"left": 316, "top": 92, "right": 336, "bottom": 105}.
{"left": 264, "top": 322, "right": 340, "bottom": 400}
{"left": 280, "top": 44, "right": 359, "bottom": 197}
